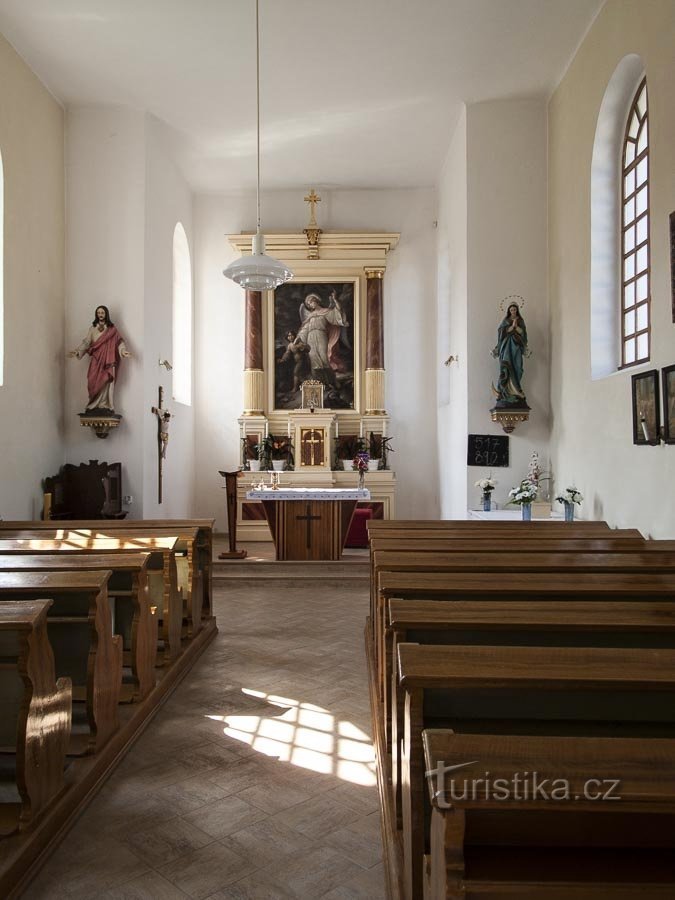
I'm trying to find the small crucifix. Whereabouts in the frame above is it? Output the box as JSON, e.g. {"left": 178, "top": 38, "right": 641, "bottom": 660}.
{"left": 151, "top": 386, "right": 172, "bottom": 504}
{"left": 295, "top": 504, "right": 321, "bottom": 550}
{"left": 304, "top": 189, "right": 321, "bottom": 228}
{"left": 302, "top": 429, "right": 323, "bottom": 466}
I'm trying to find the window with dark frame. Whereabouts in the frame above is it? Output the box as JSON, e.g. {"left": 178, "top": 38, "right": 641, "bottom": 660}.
{"left": 620, "top": 77, "right": 650, "bottom": 368}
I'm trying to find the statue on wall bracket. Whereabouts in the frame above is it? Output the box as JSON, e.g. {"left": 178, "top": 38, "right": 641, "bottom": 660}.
{"left": 490, "top": 295, "right": 531, "bottom": 434}
{"left": 67, "top": 305, "right": 131, "bottom": 438}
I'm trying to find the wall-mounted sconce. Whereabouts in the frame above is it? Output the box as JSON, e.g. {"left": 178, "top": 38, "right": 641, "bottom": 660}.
{"left": 159, "top": 358, "right": 173, "bottom": 371}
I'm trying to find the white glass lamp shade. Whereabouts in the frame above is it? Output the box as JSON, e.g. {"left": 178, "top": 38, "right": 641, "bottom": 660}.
{"left": 223, "top": 232, "right": 293, "bottom": 291}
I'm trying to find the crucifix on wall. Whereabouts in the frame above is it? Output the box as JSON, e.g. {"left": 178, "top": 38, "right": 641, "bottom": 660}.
{"left": 151, "top": 386, "right": 172, "bottom": 503}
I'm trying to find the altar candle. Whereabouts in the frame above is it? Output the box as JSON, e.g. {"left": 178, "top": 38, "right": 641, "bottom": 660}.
{"left": 360, "top": 420, "right": 364, "bottom": 438}
{"left": 335, "top": 418, "right": 339, "bottom": 438}
{"left": 265, "top": 422, "right": 269, "bottom": 438}
{"left": 641, "top": 417, "right": 650, "bottom": 441}
{"left": 382, "top": 420, "right": 387, "bottom": 437}
{"left": 287, "top": 417, "right": 291, "bottom": 437}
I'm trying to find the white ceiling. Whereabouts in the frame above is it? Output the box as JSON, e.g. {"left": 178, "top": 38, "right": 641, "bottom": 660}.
{"left": 0, "top": 0, "right": 603, "bottom": 192}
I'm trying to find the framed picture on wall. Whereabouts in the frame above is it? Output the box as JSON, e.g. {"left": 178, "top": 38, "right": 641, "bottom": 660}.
{"left": 631, "top": 369, "right": 660, "bottom": 445}
{"left": 270, "top": 279, "right": 358, "bottom": 411}
{"left": 670, "top": 211, "right": 675, "bottom": 323}
{"left": 662, "top": 364, "right": 675, "bottom": 444}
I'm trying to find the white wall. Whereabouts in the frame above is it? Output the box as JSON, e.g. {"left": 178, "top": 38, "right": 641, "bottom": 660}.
{"left": 65, "top": 107, "right": 146, "bottom": 514}
{"left": 193, "top": 188, "right": 439, "bottom": 530}
{"left": 436, "top": 109, "right": 469, "bottom": 518}
{"left": 143, "top": 116, "right": 195, "bottom": 518}
{"left": 0, "top": 32, "right": 64, "bottom": 518}
{"left": 549, "top": 0, "right": 675, "bottom": 537}
{"left": 466, "top": 99, "right": 550, "bottom": 510}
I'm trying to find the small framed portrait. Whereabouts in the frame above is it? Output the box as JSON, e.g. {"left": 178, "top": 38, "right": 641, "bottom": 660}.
{"left": 662, "top": 364, "right": 675, "bottom": 444}
{"left": 271, "top": 279, "right": 357, "bottom": 412}
{"left": 631, "top": 369, "right": 660, "bottom": 445}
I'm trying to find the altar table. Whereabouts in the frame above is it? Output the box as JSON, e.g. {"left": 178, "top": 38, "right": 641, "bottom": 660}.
{"left": 246, "top": 488, "right": 370, "bottom": 560}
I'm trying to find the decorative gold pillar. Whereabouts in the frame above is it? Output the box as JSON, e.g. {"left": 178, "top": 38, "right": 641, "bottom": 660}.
{"left": 243, "top": 289, "right": 264, "bottom": 415}
{"left": 364, "top": 268, "right": 386, "bottom": 415}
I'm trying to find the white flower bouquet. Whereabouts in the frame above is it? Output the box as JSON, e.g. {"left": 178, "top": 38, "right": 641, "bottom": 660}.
{"left": 556, "top": 487, "right": 583, "bottom": 505}
{"left": 474, "top": 475, "right": 496, "bottom": 494}
{"left": 508, "top": 479, "right": 538, "bottom": 506}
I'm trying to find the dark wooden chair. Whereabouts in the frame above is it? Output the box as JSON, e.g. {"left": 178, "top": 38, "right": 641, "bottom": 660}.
{"left": 43, "top": 460, "right": 126, "bottom": 520}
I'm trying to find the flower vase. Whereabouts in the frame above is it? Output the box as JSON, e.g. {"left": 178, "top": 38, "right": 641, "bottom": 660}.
{"left": 358, "top": 470, "right": 365, "bottom": 490}
{"left": 563, "top": 501, "right": 574, "bottom": 522}
{"left": 249, "top": 460, "right": 261, "bottom": 472}
{"left": 521, "top": 503, "right": 532, "bottom": 521}
{"left": 342, "top": 459, "right": 353, "bottom": 471}
{"left": 482, "top": 493, "right": 492, "bottom": 512}
{"left": 272, "top": 460, "right": 285, "bottom": 472}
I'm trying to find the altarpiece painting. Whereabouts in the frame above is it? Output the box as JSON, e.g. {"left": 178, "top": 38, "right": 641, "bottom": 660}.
{"left": 273, "top": 280, "right": 356, "bottom": 411}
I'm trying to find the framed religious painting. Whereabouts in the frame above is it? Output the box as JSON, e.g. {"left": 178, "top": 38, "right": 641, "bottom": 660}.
{"left": 631, "top": 369, "right": 660, "bottom": 445}
{"left": 662, "top": 364, "right": 675, "bottom": 444}
{"left": 270, "top": 278, "right": 359, "bottom": 411}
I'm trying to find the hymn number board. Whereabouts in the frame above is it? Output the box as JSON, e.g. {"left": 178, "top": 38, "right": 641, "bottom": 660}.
{"left": 467, "top": 434, "right": 510, "bottom": 468}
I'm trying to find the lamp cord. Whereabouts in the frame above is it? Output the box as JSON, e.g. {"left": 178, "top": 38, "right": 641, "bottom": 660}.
{"left": 255, "top": 0, "right": 261, "bottom": 236}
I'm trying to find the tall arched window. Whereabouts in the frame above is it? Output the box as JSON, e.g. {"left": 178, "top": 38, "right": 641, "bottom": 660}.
{"left": 172, "top": 222, "right": 192, "bottom": 405}
{"left": 621, "top": 78, "right": 650, "bottom": 367}
{"left": 0, "top": 149, "right": 4, "bottom": 386}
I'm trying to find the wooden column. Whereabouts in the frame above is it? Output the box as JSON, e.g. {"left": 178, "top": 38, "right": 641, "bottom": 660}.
{"left": 365, "top": 268, "right": 386, "bottom": 415}
{"left": 243, "top": 289, "right": 264, "bottom": 415}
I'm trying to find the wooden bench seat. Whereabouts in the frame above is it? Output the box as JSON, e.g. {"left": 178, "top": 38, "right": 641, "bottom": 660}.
{"left": 423, "top": 730, "right": 675, "bottom": 899}
{"left": 397, "top": 643, "right": 675, "bottom": 899}
{"left": 387, "top": 598, "right": 675, "bottom": 825}
{"left": 375, "top": 570, "right": 675, "bottom": 702}
{"left": 374, "top": 552, "right": 675, "bottom": 691}
{"left": 0, "top": 553, "right": 156, "bottom": 702}
{"left": 0, "top": 537, "right": 182, "bottom": 665}
{"left": 0, "top": 571, "right": 122, "bottom": 755}
{"left": 0, "top": 601, "right": 71, "bottom": 836}
{"left": 0, "top": 518, "right": 215, "bottom": 620}
{"left": 368, "top": 519, "right": 615, "bottom": 530}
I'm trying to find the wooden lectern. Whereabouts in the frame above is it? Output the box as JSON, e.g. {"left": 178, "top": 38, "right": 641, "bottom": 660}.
{"left": 218, "top": 470, "right": 247, "bottom": 559}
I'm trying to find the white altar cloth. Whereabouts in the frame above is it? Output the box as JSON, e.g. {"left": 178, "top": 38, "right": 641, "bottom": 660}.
{"left": 246, "top": 488, "right": 370, "bottom": 501}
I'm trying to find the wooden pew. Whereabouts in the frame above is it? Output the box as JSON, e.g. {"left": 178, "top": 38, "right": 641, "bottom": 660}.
{"left": 0, "top": 537, "right": 182, "bottom": 665}
{"left": 422, "top": 730, "right": 675, "bottom": 898}
{"left": 0, "top": 553, "right": 156, "bottom": 702}
{"left": 0, "top": 572, "right": 121, "bottom": 755}
{"left": 375, "top": 570, "right": 675, "bottom": 705}
{"left": 374, "top": 551, "right": 675, "bottom": 699}
{"left": 397, "top": 642, "right": 675, "bottom": 899}
{"left": 0, "top": 601, "right": 71, "bottom": 836}
{"left": 368, "top": 519, "right": 615, "bottom": 529}
{"left": 0, "top": 518, "right": 215, "bottom": 620}
{"left": 387, "top": 598, "right": 675, "bottom": 827}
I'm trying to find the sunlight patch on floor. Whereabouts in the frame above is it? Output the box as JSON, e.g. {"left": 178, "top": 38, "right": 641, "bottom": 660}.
{"left": 205, "top": 688, "right": 377, "bottom": 786}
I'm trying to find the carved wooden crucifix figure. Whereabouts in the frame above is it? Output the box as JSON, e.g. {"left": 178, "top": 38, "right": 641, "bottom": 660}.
{"left": 151, "top": 386, "right": 172, "bottom": 503}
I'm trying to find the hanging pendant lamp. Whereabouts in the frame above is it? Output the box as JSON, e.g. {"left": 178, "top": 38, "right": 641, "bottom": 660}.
{"left": 223, "top": 0, "right": 293, "bottom": 291}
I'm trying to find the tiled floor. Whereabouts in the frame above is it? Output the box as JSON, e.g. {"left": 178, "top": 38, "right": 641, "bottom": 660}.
{"left": 26, "top": 558, "right": 383, "bottom": 899}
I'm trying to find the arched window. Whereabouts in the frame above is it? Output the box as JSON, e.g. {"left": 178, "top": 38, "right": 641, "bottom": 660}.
{"left": 172, "top": 222, "right": 192, "bottom": 405}
{"left": 620, "top": 78, "right": 649, "bottom": 367}
{"left": 0, "top": 149, "right": 4, "bottom": 386}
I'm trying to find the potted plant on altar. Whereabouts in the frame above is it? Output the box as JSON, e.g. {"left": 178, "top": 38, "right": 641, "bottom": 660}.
{"left": 270, "top": 435, "right": 293, "bottom": 471}
{"left": 507, "top": 479, "right": 538, "bottom": 520}
{"left": 353, "top": 450, "right": 369, "bottom": 489}
{"left": 251, "top": 436, "right": 273, "bottom": 471}
{"left": 474, "top": 473, "right": 496, "bottom": 512}
{"left": 335, "top": 435, "right": 366, "bottom": 470}
{"left": 556, "top": 486, "right": 583, "bottom": 522}
{"left": 367, "top": 432, "right": 395, "bottom": 471}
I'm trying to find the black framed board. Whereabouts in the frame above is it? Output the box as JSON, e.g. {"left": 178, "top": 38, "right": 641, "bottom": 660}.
{"left": 467, "top": 434, "right": 510, "bottom": 468}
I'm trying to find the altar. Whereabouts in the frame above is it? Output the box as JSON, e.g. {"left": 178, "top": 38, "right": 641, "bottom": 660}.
{"left": 246, "top": 487, "right": 370, "bottom": 560}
